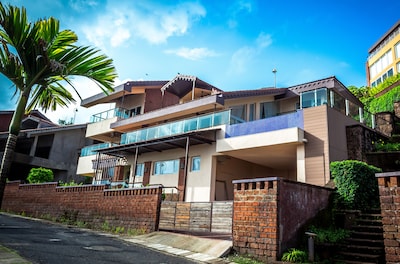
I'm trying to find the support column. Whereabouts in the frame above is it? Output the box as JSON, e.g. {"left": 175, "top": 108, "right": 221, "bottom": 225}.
{"left": 296, "top": 144, "right": 306, "bottom": 183}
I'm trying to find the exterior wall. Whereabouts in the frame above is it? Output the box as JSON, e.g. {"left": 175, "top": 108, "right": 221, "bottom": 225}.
{"left": 2, "top": 181, "right": 162, "bottom": 233}
{"left": 303, "top": 105, "right": 330, "bottom": 185}
{"left": 49, "top": 128, "right": 88, "bottom": 181}
{"left": 144, "top": 89, "right": 179, "bottom": 113}
{"left": 303, "top": 105, "right": 360, "bottom": 186}
{"left": 367, "top": 25, "right": 400, "bottom": 86}
{"left": 128, "top": 143, "right": 216, "bottom": 202}
{"left": 115, "top": 94, "right": 144, "bottom": 112}
{"left": 376, "top": 172, "right": 400, "bottom": 264}
{"left": 327, "top": 106, "right": 361, "bottom": 162}
{"left": 232, "top": 177, "right": 332, "bottom": 262}
{"left": 86, "top": 116, "right": 118, "bottom": 141}
{"left": 76, "top": 155, "right": 96, "bottom": 176}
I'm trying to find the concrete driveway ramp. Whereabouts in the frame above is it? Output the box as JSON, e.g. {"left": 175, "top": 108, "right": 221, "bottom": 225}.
{"left": 133, "top": 231, "right": 232, "bottom": 258}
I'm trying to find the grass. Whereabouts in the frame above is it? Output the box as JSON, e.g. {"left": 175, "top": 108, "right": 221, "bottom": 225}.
{"left": 227, "top": 253, "right": 264, "bottom": 264}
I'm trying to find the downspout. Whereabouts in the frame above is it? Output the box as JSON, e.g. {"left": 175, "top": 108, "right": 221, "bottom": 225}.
{"left": 132, "top": 147, "right": 138, "bottom": 187}
{"left": 182, "top": 136, "right": 190, "bottom": 201}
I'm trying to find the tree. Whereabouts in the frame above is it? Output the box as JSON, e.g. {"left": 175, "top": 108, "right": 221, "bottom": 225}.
{"left": 0, "top": 3, "right": 117, "bottom": 208}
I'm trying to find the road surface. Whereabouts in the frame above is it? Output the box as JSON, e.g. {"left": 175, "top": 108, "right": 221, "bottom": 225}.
{"left": 0, "top": 213, "right": 198, "bottom": 264}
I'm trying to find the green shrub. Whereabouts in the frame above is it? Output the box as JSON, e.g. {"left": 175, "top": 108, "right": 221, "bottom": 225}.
{"left": 281, "top": 248, "right": 308, "bottom": 263}
{"left": 27, "top": 167, "right": 54, "bottom": 183}
{"left": 308, "top": 226, "right": 349, "bottom": 244}
{"left": 330, "top": 160, "right": 381, "bottom": 210}
{"left": 58, "top": 180, "right": 83, "bottom": 187}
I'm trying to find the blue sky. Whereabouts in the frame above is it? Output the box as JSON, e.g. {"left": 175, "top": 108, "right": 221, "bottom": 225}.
{"left": 1, "top": 0, "right": 399, "bottom": 123}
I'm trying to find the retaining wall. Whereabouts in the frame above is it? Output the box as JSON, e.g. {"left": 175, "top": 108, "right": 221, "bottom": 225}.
{"left": 232, "top": 177, "right": 332, "bottom": 262}
{"left": 2, "top": 181, "right": 162, "bottom": 232}
{"left": 376, "top": 171, "right": 400, "bottom": 264}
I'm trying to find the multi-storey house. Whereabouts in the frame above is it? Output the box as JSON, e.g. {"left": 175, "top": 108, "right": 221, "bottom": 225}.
{"left": 367, "top": 20, "right": 400, "bottom": 87}
{"left": 76, "top": 74, "right": 367, "bottom": 202}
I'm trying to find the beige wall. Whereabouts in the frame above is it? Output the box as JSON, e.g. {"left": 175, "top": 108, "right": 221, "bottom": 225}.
{"left": 303, "top": 105, "right": 361, "bottom": 186}
{"left": 303, "top": 105, "right": 329, "bottom": 186}
{"left": 327, "top": 106, "right": 360, "bottom": 162}
{"left": 76, "top": 155, "right": 95, "bottom": 176}
{"left": 126, "top": 143, "right": 216, "bottom": 202}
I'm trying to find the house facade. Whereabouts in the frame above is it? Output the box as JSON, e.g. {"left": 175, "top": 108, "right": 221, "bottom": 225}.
{"left": 76, "top": 75, "right": 368, "bottom": 202}
{"left": 367, "top": 20, "right": 400, "bottom": 87}
{"left": 0, "top": 110, "right": 92, "bottom": 183}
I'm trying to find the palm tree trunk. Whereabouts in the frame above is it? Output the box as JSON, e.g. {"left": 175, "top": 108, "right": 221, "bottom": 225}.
{"left": 0, "top": 89, "right": 30, "bottom": 209}
{"left": 0, "top": 134, "right": 18, "bottom": 208}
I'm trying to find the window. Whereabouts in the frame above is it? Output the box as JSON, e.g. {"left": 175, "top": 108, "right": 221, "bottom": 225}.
{"left": 130, "top": 106, "right": 142, "bottom": 117}
{"left": 397, "top": 62, "right": 400, "bottom": 74}
{"left": 388, "top": 68, "right": 394, "bottom": 77}
{"left": 395, "top": 42, "right": 400, "bottom": 59}
{"left": 230, "top": 105, "right": 247, "bottom": 124}
{"left": 260, "top": 101, "right": 278, "bottom": 119}
{"left": 300, "top": 88, "right": 327, "bottom": 109}
{"left": 191, "top": 156, "right": 201, "bottom": 171}
{"left": 135, "top": 163, "right": 144, "bottom": 176}
{"left": 249, "top": 104, "right": 255, "bottom": 121}
{"left": 153, "top": 159, "right": 179, "bottom": 175}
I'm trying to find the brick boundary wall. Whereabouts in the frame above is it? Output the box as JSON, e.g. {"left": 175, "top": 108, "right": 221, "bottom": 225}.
{"left": 232, "top": 177, "right": 332, "bottom": 262}
{"left": 376, "top": 171, "right": 400, "bottom": 264}
{"left": 2, "top": 181, "right": 162, "bottom": 233}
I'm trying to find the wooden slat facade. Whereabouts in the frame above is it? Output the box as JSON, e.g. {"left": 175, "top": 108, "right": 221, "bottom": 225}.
{"left": 159, "top": 201, "right": 233, "bottom": 234}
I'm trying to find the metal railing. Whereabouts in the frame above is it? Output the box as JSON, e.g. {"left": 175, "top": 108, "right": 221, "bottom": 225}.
{"left": 121, "top": 110, "right": 230, "bottom": 144}
{"left": 90, "top": 107, "right": 130, "bottom": 123}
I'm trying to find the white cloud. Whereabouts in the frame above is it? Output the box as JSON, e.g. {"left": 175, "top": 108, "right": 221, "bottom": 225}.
{"left": 256, "top": 32, "right": 272, "bottom": 49}
{"left": 68, "top": 0, "right": 99, "bottom": 12}
{"left": 229, "top": 31, "right": 272, "bottom": 74}
{"left": 82, "top": 1, "right": 206, "bottom": 48}
{"left": 164, "top": 47, "right": 218, "bottom": 60}
{"left": 229, "top": 46, "right": 255, "bottom": 74}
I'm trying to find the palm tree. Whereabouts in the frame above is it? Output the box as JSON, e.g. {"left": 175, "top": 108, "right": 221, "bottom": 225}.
{"left": 0, "top": 3, "right": 117, "bottom": 208}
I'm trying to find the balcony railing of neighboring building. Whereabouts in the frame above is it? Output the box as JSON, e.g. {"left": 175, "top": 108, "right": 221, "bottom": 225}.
{"left": 80, "top": 142, "right": 117, "bottom": 157}
{"left": 121, "top": 110, "right": 231, "bottom": 144}
{"left": 225, "top": 110, "right": 304, "bottom": 138}
{"left": 89, "top": 107, "right": 130, "bottom": 123}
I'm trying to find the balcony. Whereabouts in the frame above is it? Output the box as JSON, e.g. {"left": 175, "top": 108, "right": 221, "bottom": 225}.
{"left": 86, "top": 108, "right": 129, "bottom": 142}
{"left": 225, "top": 110, "right": 304, "bottom": 138}
{"left": 80, "top": 143, "right": 116, "bottom": 157}
{"left": 121, "top": 110, "right": 230, "bottom": 144}
{"left": 90, "top": 107, "right": 130, "bottom": 123}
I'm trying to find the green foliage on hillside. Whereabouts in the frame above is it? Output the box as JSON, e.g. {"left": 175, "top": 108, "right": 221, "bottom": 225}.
{"left": 349, "top": 73, "right": 400, "bottom": 114}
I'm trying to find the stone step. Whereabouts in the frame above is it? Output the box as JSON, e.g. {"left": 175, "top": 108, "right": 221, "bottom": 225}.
{"left": 337, "top": 251, "right": 381, "bottom": 261}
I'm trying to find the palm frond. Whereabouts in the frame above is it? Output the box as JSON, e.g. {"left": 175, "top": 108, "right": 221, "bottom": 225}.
{"left": 27, "top": 81, "right": 76, "bottom": 112}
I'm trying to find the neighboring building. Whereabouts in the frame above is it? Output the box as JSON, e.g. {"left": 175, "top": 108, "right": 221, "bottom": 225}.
{"left": 76, "top": 74, "right": 368, "bottom": 202}
{"left": 0, "top": 110, "right": 92, "bottom": 183}
{"left": 367, "top": 20, "right": 400, "bottom": 87}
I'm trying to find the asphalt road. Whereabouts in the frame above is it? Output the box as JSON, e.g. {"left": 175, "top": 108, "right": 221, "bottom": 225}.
{"left": 0, "top": 213, "right": 198, "bottom": 264}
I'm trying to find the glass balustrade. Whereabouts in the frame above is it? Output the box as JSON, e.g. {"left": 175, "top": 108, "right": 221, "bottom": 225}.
{"left": 121, "top": 110, "right": 230, "bottom": 144}
{"left": 90, "top": 107, "right": 130, "bottom": 123}
{"left": 80, "top": 143, "right": 116, "bottom": 156}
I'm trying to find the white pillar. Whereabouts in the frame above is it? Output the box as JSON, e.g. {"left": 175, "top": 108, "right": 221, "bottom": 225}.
{"left": 296, "top": 144, "right": 306, "bottom": 183}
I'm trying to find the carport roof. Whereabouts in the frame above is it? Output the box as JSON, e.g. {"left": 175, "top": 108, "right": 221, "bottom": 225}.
{"left": 95, "top": 129, "right": 219, "bottom": 157}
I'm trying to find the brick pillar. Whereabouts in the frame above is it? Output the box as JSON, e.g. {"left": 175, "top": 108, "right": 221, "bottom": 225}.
{"left": 232, "top": 178, "right": 280, "bottom": 262}
{"left": 376, "top": 171, "right": 400, "bottom": 264}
